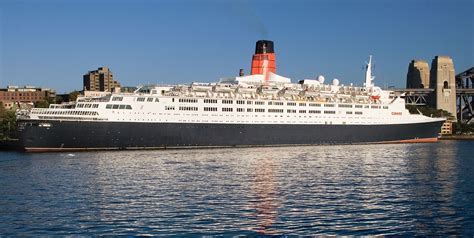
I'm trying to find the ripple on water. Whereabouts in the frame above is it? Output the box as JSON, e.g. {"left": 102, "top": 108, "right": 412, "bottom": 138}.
{"left": 0, "top": 141, "right": 473, "bottom": 236}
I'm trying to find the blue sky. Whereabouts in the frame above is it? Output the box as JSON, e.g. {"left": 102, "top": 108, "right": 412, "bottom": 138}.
{"left": 0, "top": 0, "right": 472, "bottom": 93}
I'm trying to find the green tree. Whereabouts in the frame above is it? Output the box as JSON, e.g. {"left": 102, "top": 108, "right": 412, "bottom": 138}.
{"left": 68, "top": 91, "right": 81, "bottom": 102}
{"left": 0, "top": 109, "right": 17, "bottom": 140}
{"left": 34, "top": 100, "right": 50, "bottom": 108}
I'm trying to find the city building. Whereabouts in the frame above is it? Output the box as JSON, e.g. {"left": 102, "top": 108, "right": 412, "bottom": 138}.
{"left": 0, "top": 86, "right": 56, "bottom": 109}
{"left": 441, "top": 120, "right": 454, "bottom": 135}
{"left": 406, "top": 60, "right": 430, "bottom": 88}
{"left": 83, "top": 67, "right": 121, "bottom": 92}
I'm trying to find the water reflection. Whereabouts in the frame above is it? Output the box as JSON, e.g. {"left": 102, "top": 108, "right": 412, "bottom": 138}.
{"left": 0, "top": 141, "right": 473, "bottom": 236}
{"left": 248, "top": 156, "right": 280, "bottom": 234}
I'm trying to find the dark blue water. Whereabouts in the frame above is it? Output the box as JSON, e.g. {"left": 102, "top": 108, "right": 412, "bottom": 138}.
{"left": 1, "top": 141, "right": 473, "bottom": 236}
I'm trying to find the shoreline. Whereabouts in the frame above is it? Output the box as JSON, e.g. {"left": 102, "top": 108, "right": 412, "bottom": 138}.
{"left": 439, "top": 135, "right": 474, "bottom": 140}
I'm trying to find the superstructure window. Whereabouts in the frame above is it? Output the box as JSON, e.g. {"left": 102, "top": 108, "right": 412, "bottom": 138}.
{"left": 112, "top": 105, "right": 119, "bottom": 109}
{"left": 255, "top": 108, "right": 265, "bottom": 113}
{"left": 355, "top": 111, "right": 363, "bottom": 115}
{"left": 324, "top": 110, "right": 336, "bottom": 114}
{"left": 237, "top": 108, "right": 244, "bottom": 112}
{"left": 204, "top": 107, "right": 217, "bottom": 111}
{"left": 179, "top": 106, "right": 198, "bottom": 111}
{"left": 371, "top": 105, "right": 380, "bottom": 109}
{"left": 268, "top": 109, "right": 283, "bottom": 113}
{"left": 299, "top": 103, "right": 306, "bottom": 106}
{"left": 147, "top": 98, "right": 153, "bottom": 102}
{"left": 204, "top": 99, "right": 217, "bottom": 103}
{"left": 179, "top": 98, "right": 198, "bottom": 103}
{"left": 222, "top": 107, "right": 233, "bottom": 112}
{"left": 247, "top": 101, "right": 253, "bottom": 105}
{"left": 355, "top": 105, "right": 363, "bottom": 108}
{"left": 346, "top": 111, "right": 353, "bottom": 114}
{"left": 247, "top": 108, "right": 253, "bottom": 112}
{"left": 383, "top": 106, "right": 389, "bottom": 109}
{"left": 237, "top": 100, "right": 245, "bottom": 104}
{"left": 222, "top": 100, "right": 233, "bottom": 104}
{"left": 165, "top": 106, "right": 175, "bottom": 110}
{"left": 287, "top": 109, "right": 296, "bottom": 113}
{"left": 137, "top": 97, "right": 145, "bottom": 102}
{"left": 324, "top": 104, "right": 335, "bottom": 107}
{"left": 299, "top": 110, "right": 306, "bottom": 113}
{"left": 309, "top": 110, "right": 321, "bottom": 114}
{"left": 119, "top": 105, "right": 126, "bottom": 109}
{"left": 112, "top": 97, "right": 123, "bottom": 101}
{"left": 255, "top": 101, "right": 264, "bottom": 105}
{"left": 338, "top": 104, "right": 352, "bottom": 108}
{"left": 287, "top": 102, "right": 296, "bottom": 106}
{"left": 309, "top": 103, "right": 321, "bottom": 107}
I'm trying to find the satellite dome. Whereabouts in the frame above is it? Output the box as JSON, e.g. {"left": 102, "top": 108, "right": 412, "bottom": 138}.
{"left": 332, "top": 78, "right": 340, "bottom": 86}
{"left": 317, "top": 75, "right": 325, "bottom": 84}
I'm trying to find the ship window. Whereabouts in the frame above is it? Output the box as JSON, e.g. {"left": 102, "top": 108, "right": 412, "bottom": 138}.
{"left": 299, "top": 103, "right": 306, "bottom": 106}
{"left": 204, "top": 107, "right": 217, "bottom": 111}
{"left": 237, "top": 108, "right": 244, "bottom": 112}
{"left": 355, "top": 111, "right": 363, "bottom": 115}
{"left": 119, "top": 105, "right": 126, "bottom": 109}
{"left": 77, "top": 104, "right": 84, "bottom": 108}
{"left": 383, "top": 106, "right": 388, "bottom": 109}
{"left": 346, "top": 111, "right": 353, "bottom": 114}
{"left": 137, "top": 97, "right": 145, "bottom": 102}
{"left": 165, "top": 106, "right": 175, "bottom": 110}
{"left": 287, "top": 102, "right": 296, "bottom": 106}
{"left": 112, "top": 105, "right": 119, "bottom": 109}
{"left": 268, "top": 109, "right": 283, "bottom": 113}
{"left": 112, "top": 97, "right": 123, "bottom": 101}
{"left": 299, "top": 110, "right": 306, "bottom": 113}
{"left": 338, "top": 104, "right": 352, "bottom": 108}
{"left": 85, "top": 104, "right": 92, "bottom": 108}
{"left": 355, "top": 105, "right": 363, "bottom": 108}
{"left": 247, "top": 101, "right": 253, "bottom": 105}
{"left": 126, "top": 105, "right": 132, "bottom": 110}
{"left": 371, "top": 105, "right": 380, "bottom": 109}
{"left": 309, "top": 103, "right": 321, "bottom": 107}
{"left": 247, "top": 108, "right": 253, "bottom": 112}
{"left": 155, "top": 98, "right": 160, "bottom": 102}
{"left": 147, "top": 98, "right": 153, "bottom": 102}
{"left": 237, "top": 100, "right": 245, "bottom": 104}
{"left": 324, "top": 104, "right": 334, "bottom": 107}
{"left": 324, "top": 110, "right": 336, "bottom": 114}
{"left": 287, "top": 109, "right": 296, "bottom": 113}
{"left": 222, "top": 100, "right": 233, "bottom": 104}
{"left": 106, "top": 104, "right": 112, "bottom": 109}
{"left": 204, "top": 99, "right": 217, "bottom": 103}
{"left": 92, "top": 104, "right": 99, "bottom": 108}
{"left": 309, "top": 110, "right": 321, "bottom": 114}
{"left": 255, "top": 101, "right": 264, "bottom": 105}
{"left": 255, "top": 108, "right": 265, "bottom": 112}
{"left": 222, "top": 107, "right": 233, "bottom": 112}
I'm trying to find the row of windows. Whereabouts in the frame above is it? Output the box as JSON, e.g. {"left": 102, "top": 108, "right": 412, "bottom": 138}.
{"left": 204, "top": 107, "right": 218, "bottom": 111}
{"left": 112, "top": 97, "right": 123, "bottom": 101}
{"left": 268, "top": 101, "right": 284, "bottom": 106}
{"left": 106, "top": 104, "right": 133, "bottom": 110}
{"left": 179, "top": 98, "right": 198, "bottom": 103}
{"left": 204, "top": 99, "right": 218, "bottom": 103}
{"left": 268, "top": 109, "right": 284, "bottom": 113}
{"left": 222, "top": 100, "right": 233, "bottom": 104}
{"left": 222, "top": 108, "right": 233, "bottom": 112}
{"left": 35, "top": 110, "right": 98, "bottom": 116}
{"left": 179, "top": 106, "right": 198, "bottom": 111}
{"left": 77, "top": 103, "right": 99, "bottom": 108}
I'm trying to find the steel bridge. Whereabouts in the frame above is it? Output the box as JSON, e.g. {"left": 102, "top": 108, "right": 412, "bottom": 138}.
{"left": 456, "top": 67, "right": 474, "bottom": 123}
{"left": 391, "top": 67, "right": 474, "bottom": 123}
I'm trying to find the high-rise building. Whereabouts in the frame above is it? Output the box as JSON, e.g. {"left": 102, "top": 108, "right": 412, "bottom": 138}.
{"left": 429, "top": 56, "right": 456, "bottom": 119}
{"left": 406, "top": 60, "right": 430, "bottom": 88}
{"left": 83, "top": 67, "right": 121, "bottom": 92}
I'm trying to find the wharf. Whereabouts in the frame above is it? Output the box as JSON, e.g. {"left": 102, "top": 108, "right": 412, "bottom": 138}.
{"left": 440, "top": 135, "right": 474, "bottom": 140}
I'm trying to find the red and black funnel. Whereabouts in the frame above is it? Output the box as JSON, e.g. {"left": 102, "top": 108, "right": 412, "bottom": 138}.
{"left": 251, "top": 40, "right": 276, "bottom": 75}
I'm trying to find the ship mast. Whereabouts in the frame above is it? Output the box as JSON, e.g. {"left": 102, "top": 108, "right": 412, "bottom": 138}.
{"left": 365, "top": 55, "right": 375, "bottom": 88}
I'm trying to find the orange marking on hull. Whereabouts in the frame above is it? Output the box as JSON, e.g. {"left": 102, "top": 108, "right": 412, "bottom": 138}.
{"left": 374, "top": 137, "right": 438, "bottom": 144}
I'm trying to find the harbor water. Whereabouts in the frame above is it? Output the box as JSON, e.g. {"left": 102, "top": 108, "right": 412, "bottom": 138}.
{"left": 1, "top": 141, "right": 473, "bottom": 236}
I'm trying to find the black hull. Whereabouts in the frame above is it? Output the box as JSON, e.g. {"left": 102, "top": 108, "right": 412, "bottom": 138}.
{"left": 17, "top": 120, "right": 445, "bottom": 152}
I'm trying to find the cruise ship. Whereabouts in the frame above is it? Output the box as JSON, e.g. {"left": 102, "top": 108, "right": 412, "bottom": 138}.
{"left": 16, "top": 40, "right": 445, "bottom": 152}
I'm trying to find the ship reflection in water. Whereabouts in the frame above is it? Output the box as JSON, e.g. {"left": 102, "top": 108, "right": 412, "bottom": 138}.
{"left": 0, "top": 141, "right": 473, "bottom": 236}
{"left": 248, "top": 156, "right": 280, "bottom": 234}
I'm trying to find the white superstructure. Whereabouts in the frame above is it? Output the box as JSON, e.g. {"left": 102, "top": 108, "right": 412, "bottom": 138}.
{"left": 22, "top": 56, "right": 441, "bottom": 127}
